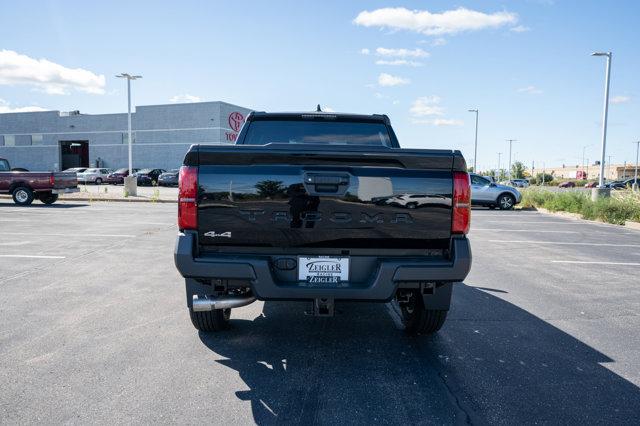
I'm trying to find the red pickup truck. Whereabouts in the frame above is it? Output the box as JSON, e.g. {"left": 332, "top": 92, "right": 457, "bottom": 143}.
{"left": 0, "top": 158, "right": 79, "bottom": 205}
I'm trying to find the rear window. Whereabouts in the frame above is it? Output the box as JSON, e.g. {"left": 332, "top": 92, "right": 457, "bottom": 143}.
{"left": 242, "top": 120, "right": 392, "bottom": 147}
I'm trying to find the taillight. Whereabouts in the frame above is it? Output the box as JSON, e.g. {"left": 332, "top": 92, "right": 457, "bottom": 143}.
{"left": 452, "top": 171, "right": 471, "bottom": 234}
{"left": 49, "top": 174, "right": 55, "bottom": 186}
{"left": 178, "top": 166, "right": 198, "bottom": 230}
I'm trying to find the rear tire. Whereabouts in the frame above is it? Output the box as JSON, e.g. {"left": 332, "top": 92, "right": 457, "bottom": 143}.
{"left": 39, "top": 193, "right": 59, "bottom": 204}
{"left": 95, "top": 178, "right": 103, "bottom": 184}
{"left": 189, "top": 308, "right": 231, "bottom": 332}
{"left": 12, "top": 186, "right": 34, "bottom": 206}
{"left": 497, "top": 193, "right": 516, "bottom": 210}
{"left": 399, "top": 291, "right": 448, "bottom": 335}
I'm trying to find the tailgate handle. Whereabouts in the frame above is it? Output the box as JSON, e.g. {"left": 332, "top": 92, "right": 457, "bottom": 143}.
{"left": 303, "top": 173, "right": 350, "bottom": 195}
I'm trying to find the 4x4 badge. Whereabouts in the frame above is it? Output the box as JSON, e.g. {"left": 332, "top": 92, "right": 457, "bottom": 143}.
{"left": 204, "top": 231, "right": 232, "bottom": 238}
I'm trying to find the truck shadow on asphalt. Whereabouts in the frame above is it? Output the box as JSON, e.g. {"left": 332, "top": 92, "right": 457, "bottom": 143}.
{"left": 198, "top": 284, "right": 640, "bottom": 425}
{"left": 0, "top": 202, "right": 87, "bottom": 208}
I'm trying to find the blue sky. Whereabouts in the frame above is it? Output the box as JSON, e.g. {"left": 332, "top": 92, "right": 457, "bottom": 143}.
{"left": 1, "top": 0, "right": 639, "bottom": 170}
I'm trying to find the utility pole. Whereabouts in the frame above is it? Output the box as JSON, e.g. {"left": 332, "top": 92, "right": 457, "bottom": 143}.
{"left": 633, "top": 141, "right": 640, "bottom": 191}
{"left": 468, "top": 109, "right": 479, "bottom": 172}
{"left": 591, "top": 51, "right": 612, "bottom": 198}
{"left": 506, "top": 139, "right": 517, "bottom": 180}
{"left": 497, "top": 152, "right": 502, "bottom": 180}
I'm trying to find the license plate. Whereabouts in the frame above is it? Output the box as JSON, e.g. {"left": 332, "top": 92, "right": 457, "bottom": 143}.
{"left": 298, "top": 256, "right": 349, "bottom": 284}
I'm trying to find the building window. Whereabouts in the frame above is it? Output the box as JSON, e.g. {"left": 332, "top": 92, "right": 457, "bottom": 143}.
{"left": 3, "top": 135, "right": 16, "bottom": 146}
{"left": 31, "top": 134, "right": 43, "bottom": 145}
{"left": 122, "top": 133, "right": 136, "bottom": 144}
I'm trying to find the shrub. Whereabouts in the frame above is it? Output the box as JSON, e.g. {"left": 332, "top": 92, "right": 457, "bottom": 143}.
{"left": 520, "top": 188, "right": 640, "bottom": 225}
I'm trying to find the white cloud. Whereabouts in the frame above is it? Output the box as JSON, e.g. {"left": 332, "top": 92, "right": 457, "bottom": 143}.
{"left": 517, "top": 85, "right": 542, "bottom": 95}
{"left": 169, "top": 94, "right": 202, "bottom": 103}
{"left": 375, "top": 47, "right": 429, "bottom": 58}
{"left": 360, "top": 48, "right": 371, "bottom": 55}
{"left": 378, "top": 73, "right": 410, "bottom": 87}
{"left": 409, "top": 96, "right": 444, "bottom": 116}
{"left": 0, "top": 49, "right": 105, "bottom": 95}
{"left": 510, "top": 25, "right": 530, "bottom": 33}
{"left": 610, "top": 95, "right": 631, "bottom": 104}
{"left": 431, "top": 38, "right": 447, "bottom": 46}
{"left": 354, "top": 7, "right": 518, "bottom": 35}
{"left": 375, "top": 59, "right": 423, "bottom": 67}
{"left": 409, "top": 96, "right": 463, "bottom": 126}
{"left": 0, "top": 98, "right": 49, "bottom": 113}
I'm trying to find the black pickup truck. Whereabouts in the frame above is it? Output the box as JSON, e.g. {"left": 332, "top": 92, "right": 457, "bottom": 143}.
{"left": 174, "top": 112, "right": 471, "bottom": 335}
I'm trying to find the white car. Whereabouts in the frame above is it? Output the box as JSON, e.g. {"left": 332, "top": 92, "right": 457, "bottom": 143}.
{"left": 385, "top": 194, "right": 452, "bottom": 209}
{"left": 77, "top": 168, "right": 112, "bottom": 184}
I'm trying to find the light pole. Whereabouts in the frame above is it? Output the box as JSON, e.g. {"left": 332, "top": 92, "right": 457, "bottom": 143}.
{"left": 116, "top": 73, "right": 142, "bottom": 196}
{"left": 468, "top": 109, "right": 479, "bottom": 172}
{"left": 591, "top": 52, "right": 612, "bottom": 198}
{"left": 633, "top": 141, "right": 640, "bottom": 191}
{"left": 506, "top": 139, "right": 517, "bottom": 180}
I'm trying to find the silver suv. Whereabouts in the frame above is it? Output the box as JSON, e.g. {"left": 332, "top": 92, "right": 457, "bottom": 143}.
{"left": 470, "top": 173, "right": 522, "bottom": 210}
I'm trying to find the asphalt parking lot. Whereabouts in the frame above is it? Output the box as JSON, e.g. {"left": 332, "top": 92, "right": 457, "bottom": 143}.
{"left": 1, "top": 200, "right": 639, "bottom": 424}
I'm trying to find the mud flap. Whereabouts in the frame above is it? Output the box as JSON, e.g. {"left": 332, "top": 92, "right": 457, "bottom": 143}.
{"left": 422, "top": 282, "right": 454, "bottom": 310}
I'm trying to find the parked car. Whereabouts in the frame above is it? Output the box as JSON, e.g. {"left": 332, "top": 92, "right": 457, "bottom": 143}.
{"left": 158, "top": 169, "right": 179, "bottom": 186}
{"left": 134, "top": 168, "right": 165, "bottom": 186}
{"left": 510, "top": 179, "right": 530, "bottom": 188}
{"left": 385, "top": 193, "right": 451, "bottom": 209}
{"left": 623, "top": 177, "right": 639, "bottom": 187}
{"left": 174, "top": 111, "right": 472, "bottom": 335}
{"left": 0, "top": 158, "right": 79, "bottom": 205}
{"left": 106, "top": 168, "right": 139, "bottom": 185}
{"left": 605, "top": 181, "right": 627, "bottom": 190}
{"left": 558, "top": 181, "right": 576, "bottom": 188}
{"left": 584, "top": 181, "right": 598, "bottom": 188}
{"left": 77, "top": 168, "right": 112, "bottom": 184}
{"left": 63, "top": 167, "right": 87, "bottom": 174}
{"left": 470, "top": 173, "right": 521, "bottom": 210}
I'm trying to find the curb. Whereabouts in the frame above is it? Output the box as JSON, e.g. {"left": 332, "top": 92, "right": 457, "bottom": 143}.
{"left": 532, "top": 206, "right": 640, "bottom": 231}
{"left": 0, "top": 194, "right": 177, "bottom": 204}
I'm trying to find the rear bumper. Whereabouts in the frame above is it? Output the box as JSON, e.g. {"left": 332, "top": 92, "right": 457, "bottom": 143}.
{"left": 174, "top": 231, "right": 472, "bottom": 302}
{"left": 52, "top": 187, "right": 79, "bottom": 194}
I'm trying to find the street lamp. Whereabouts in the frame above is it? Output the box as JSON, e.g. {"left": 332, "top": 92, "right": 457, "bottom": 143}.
{"left": 116, "top": 73, "right": 142, "bottom": 196}
{"left": 468, "top": 109, "right": 479, "bottom": 172}
{"left": 633, "top": 141, "right": 640, "bottom": 191}
{"left": 591, "top": 52, "right": 612, "bottom": 198}
{"left": 506, "top": 139, "right": 517, "bottom": 180}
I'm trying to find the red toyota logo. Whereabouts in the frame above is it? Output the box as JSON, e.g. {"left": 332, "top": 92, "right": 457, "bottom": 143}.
{"left": 228, "top": 112, "right": 244, "bottom": 132}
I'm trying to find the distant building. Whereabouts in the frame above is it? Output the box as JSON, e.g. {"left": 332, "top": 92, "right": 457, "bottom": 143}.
{"left": 0, "top": 101, "right": 252, "bottom": 171}
{"left": 544, "top": 163, "right": 637, "bottom": 181}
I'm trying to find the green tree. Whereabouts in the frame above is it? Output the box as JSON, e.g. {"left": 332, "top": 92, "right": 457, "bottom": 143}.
{"left": 255, "top": 180, "right": 285, "bottom": 198}
{"left": 511, "top": 161, "right": 526, "bottom": 179}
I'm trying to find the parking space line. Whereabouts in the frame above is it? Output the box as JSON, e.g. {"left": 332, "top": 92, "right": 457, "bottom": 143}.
{"left": 0, "top": 255, "right": 66, "bottom": 259}
{"left": 552, "top": 260, "right": 640, "bottom": 266}
{"left": 2, "top": 232, "right": 136, "bottom": 238}
{"left": 488, "top": 240, "right": 640, "bottom": 248}
{"left": 472, "top": 229, "right": 579, "bottom": 233}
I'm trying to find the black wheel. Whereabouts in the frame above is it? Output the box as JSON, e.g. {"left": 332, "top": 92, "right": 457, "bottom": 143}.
{"left": 497, "top": 193, "right": 516, "bottom": 210}
{"left": 39, "top": 193, "right": 59, "bottom": 205}
{"left": 399, "top": 291, "right": 448, "bottom": 335}
{"left": 189, "top": 308, "right": 231, "bottom": 332}
{"left": 95, "top": 178, "right": 103, "bottom": 184}
{"left": 12, "top": 186, "right": 34, "bottom": 206}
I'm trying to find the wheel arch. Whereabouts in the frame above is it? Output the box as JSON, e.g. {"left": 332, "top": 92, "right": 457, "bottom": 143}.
{"left": 9, "top": 181, "right": 33, "bottom": 194}
{"left": 495, "top": 191, "right": 516, "bottom": 204}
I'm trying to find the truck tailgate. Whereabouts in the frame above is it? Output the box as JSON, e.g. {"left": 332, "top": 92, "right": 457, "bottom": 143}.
{"left": 52, "top": 172, "right": 78, "bottom": 189}
{"left": 191, "top": 145, "right": 461, "bottom": 249}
